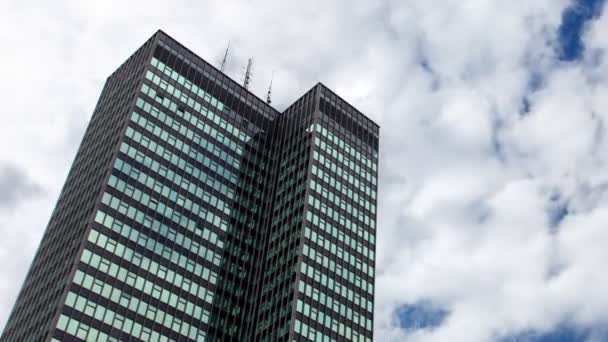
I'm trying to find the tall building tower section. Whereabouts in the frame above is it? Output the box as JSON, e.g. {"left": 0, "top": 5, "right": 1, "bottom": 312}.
{"left": 1, "top": 30, "right": 378, "bottom": 342}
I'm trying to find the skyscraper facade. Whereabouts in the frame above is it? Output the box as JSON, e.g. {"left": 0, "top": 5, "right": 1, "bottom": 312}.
{"left": 1, "top": 30, "right": 379, "bottom": 342}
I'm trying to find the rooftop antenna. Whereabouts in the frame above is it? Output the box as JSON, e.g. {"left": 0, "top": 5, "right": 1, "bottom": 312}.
{"left": 243, "top": 58, "right": 254, "bottom": 90}
{"left": 219, "top": 41, "right": 230, "bottom": 72}
{"left": 266, "top": 71, "right": 274, "bottom": 104}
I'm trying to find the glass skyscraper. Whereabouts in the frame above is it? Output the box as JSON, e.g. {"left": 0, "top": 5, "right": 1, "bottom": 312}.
{"left": 1, "top": 30, "right": 379, "bottom": 342}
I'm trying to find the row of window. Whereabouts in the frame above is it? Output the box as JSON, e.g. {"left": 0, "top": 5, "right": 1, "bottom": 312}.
{"left": 61, "top": 288, "right": 205, "bottom": 341}
{"left": 314, "top": 135, "right": 376, "bottom": 184}
{"left": 143, "top": 69, "right": 257, "bottom": 154}
{"left": 271, "top": 184, "right": 306, "bottom": 227}
{"left": 307, "top": 204, "right": 375, "bottom": 254}
{"left": 300, "top": 263, "right": 371, "bottom": 329}
{"left": 121, "top": 135, "right": 235, "bottom": 202}
{"left": 313, "top": 122, "right": 377, "bottom": 172}
{"left": 310, "top": 178, "right": 375, "bottom": 229}
{"left": 313, "top": 149, "right": 375, "bottom": 201}
{"left": 136, "top": 92, "right": 244, "bottom": 160}
{"left": 296, "top": 295, "right": 371, "bottom": 341}
{"left": 112, "top": 155, "right": 230, "bottom": 233}
{"left": 148, "top": 59, "right": 273, "bottom": 166}
{"left": 116, "top": 142, "right": 231, "bottom": 233}
{"left": 298, "top": 278, "right": 372, "bottom": 332}
{"left": 318, "top": 110, "right": 378, "bottom": 161}
{"left": 296, "top": 298, "right": 348, "bottom": 340}
{"left": 87, "top": 226, "right": 216, "bottom": 308}
{"left": 314, "top": 136, "right": 375, "bottom": 187}
{"left": 78, "top": 249, "right": 210, "bottom": 323}
{"left": 294, "top": 316, "right": 371, "bottom": 342}
{"left": 311, "top": 163, "right": 374, "bottom": 218}
{"left": 142, "top": 70, "right": 273, "bottom": 188}
{"left": 308, "top": 194, "right": 375, "bottom": 243}
{"left": 94, "top": 206, "right": 220, "bottom": 282}
{"left": 114, "top": 155, "right": 230, "bottom": 217}
{"left": 274, "top": 172, "right": 308, "bottom": 209}
{"left": 305, "top": 210, "right": 374, "bottom": 259}
{"left": 151, "top": 56, "right": 225, "bottom": 113}
{"left": 302, "top": 239, "right": 373, "bottom": 299}
{"left": 294, "top": 318, "right": 334, "bottom": 342}
{"left": 311, "top": 174, "right": 376, "bottom": 215}
{"left": 143, "top": 68, "right": 271, "bottom": 173}
{"left": 303, "top": 233, "right": 374, "bottom": 290}
{"left": 298, "top": 262, "right": 372, "bottom": 338}
{"left": 100, "top": 186, "right": 223, "bottom": 267}
{"left": 133, "top": 94, "right": 241, "bottom": 174}
{"left": 55, "top": 314, "right": 132, "bottom": 342}
{"left": 300, "top": 249, "right": 372, "bottom": 317}
{"left": 304, "top": 223, "right": 373, "bottom": 280}
{"left": 269, "top": 200, "right": 305, "bottom": 245}
{"left": 128, "top": 104, "right": 243, "bottom": 202}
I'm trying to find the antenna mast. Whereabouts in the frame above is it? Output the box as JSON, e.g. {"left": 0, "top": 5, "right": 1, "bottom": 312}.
{"left": 243, "top": 58, "right": 254, "bottom": 90}
{"left": 220, "top": 41, "right": 230, "bottom": 72}
{"left": 266, "top": 71, "right": 274, "bottom": 104}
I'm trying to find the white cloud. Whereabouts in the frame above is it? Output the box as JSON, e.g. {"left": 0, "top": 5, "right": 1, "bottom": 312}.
{"left": 2, "top": 0, "right": 608, "bottom": 341}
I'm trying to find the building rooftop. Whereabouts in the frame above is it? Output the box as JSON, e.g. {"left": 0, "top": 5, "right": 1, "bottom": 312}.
{"left": 153, "top": 29, "right": 379, "bottom": 131}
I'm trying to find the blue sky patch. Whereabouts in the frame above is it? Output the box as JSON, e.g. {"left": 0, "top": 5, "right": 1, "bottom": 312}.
{"left": 547, "top": 193, "right": 570, "bottom": 231}
{"left": 395, "top": 301, "right": 449, "bottom": 331}
{"left": 558, "top": 0, "right": 605, "bottom": 61}
{"left": 499, "top": 323, "right": 600, "bottom": 342}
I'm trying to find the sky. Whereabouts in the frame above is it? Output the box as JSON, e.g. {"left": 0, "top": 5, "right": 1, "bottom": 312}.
{"left": 1, "top": 0, "right": 608, "bottom": 341}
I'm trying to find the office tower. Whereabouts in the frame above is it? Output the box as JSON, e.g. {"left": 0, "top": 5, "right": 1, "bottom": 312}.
{"left": 1, "top": 30, "right": 379, "bottom": 342}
